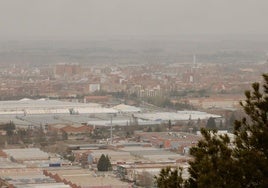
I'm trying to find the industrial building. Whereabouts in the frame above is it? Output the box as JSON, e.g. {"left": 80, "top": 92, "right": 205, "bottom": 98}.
{"left": 134, "top": 111, "right": 221, "bottom": 122}
{"left": 0, "top": 98, "right": 116, "bottom": 116}
{"left": 0, "top": 99, "right": 221, "bottom": 133}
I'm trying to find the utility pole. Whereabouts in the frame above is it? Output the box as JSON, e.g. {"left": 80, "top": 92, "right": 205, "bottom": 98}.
{"left": 110, "top": 115, "right": 113, "bottom": 144}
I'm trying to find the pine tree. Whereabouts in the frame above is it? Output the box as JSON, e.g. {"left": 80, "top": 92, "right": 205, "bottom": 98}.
{"left": 105, "top": 155, "right": 112, "bottom": 171}
{"left": 187, "top": 74, "right": 268, "bottom": 187}
{"left": 97, "top": 154, "right": 107, "bottom": 171}
{"left": 97, "top": 154, "right": 112, "bottom": 171}
{"left": 156, "top": 74, "right": 268, "bottom": 188}
{"left": 186, "top": 128, "right": 241, "bottom": 188}
{"left": 155, "top": 167, "right": 184, "bottom": 188}
{"left": 233, "top": 74, "right": 268, "bottom": 187}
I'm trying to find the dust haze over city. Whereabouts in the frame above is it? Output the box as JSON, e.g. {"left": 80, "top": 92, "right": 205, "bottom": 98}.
{"left": 0, "top": 1, "right": 268, "bottom": 188}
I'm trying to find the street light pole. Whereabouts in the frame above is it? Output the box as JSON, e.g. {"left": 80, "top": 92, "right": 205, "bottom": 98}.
{"left": 110, "top": 115, "right": 113, "bottom": 144}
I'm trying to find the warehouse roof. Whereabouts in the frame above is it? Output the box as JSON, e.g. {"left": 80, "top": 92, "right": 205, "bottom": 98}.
{"left": 0, "top": 99, "right": 117, "bottom": 115}
{"left": 112, "top": 104, "right": 141, "bottom": 113}
{"left": 3, "top": 148, "right": 49, "bottom": 161}
{"left": 134, "top": 111, "right": 221, "bottom": 121}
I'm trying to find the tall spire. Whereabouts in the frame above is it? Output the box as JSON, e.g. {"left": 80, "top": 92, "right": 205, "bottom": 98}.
{"left": 193, "top": 54, "right": 196, "bottom": 68}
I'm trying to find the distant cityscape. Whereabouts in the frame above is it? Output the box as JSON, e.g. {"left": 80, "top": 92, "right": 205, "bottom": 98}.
{"left": 0, "top": 39, "right": 267, "bottom": 187}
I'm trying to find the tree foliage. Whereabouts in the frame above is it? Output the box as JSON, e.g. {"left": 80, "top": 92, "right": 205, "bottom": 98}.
{"left": 0, "top": 122, "right": 15, "bottom": 136}
{"left": 206, "top": 117, "right": 216, "bottom": 130}
{"left": 97, "top": 154, "right": 112, "bottom": 171}
{"left": 155, "top": 167, "right": 184, "bottom": 188}
{"left": 156, "top": 74, "right": 268, "bottom": 188}
{"left": 188, "top": 74, "right": 268, "bottom": 187}
{"left": 187, "top": 129, "right": 241, "bottom": 188}
{"left": 233, "top": 74, "right": 268, "bottom": 187}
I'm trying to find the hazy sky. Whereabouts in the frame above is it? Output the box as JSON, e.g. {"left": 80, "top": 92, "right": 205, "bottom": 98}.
{"left": 0, "top": 0, "right": 267, "bottom": 40}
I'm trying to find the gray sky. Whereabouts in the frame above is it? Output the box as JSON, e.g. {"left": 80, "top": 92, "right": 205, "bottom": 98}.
{"left": 0, "top": 0, "right": 267, "bottom": 40}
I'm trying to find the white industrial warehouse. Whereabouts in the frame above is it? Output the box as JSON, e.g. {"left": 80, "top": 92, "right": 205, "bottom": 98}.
{"left": 0, "top": 99, "right": 221, "bottom": 128}
{"left": 134, "top": 111, "right": 221, "bottom": 121}
{"left": 0, "top": 98, "right": 117, "bottom": 115}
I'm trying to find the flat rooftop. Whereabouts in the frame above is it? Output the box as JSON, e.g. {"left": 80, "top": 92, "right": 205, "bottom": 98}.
{"left": 3, "top": 148, "right": 49, "bottom": 161}
{"left": 90, "top": 149, "right": 142, "bottom": 163}
{"left": 0, "top": 98, "right": 117, "bottom": 115}
{"left": 135, "top": 111, "right": 221, "bottom": 121}
{"left": 0, "top": 157, "right": 26, "bottom": 169}
{"left": 46, "top": 169, "right": 129, "bottom": 187}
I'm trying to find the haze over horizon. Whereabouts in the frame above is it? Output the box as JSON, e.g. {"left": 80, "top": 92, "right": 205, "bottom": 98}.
{"left": 0, "top": 0, "right": 268, "bottom": 40}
